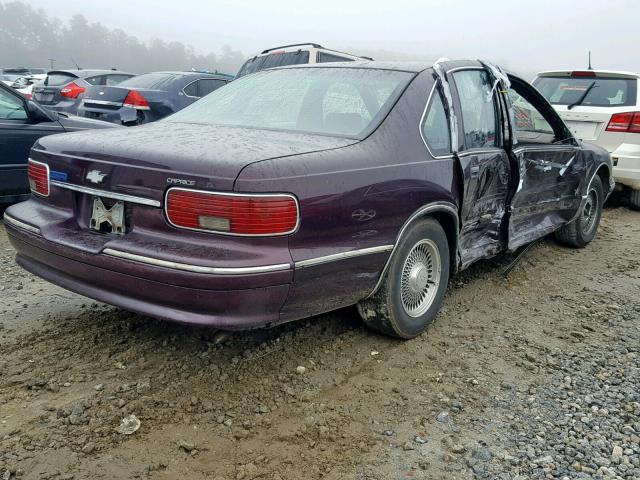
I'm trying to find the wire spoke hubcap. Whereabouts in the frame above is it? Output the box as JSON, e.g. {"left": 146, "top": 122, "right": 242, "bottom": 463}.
{"left": 400, "top": 239, "right": 441, "bottom": 317}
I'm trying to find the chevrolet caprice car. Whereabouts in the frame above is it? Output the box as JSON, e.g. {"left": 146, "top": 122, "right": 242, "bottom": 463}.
{"left": 4, "top": 60, "right": 613, "bottom": 338}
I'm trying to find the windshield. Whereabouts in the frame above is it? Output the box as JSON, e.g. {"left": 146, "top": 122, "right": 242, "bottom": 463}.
{"left": 534, "top": 76, "right": 637, "bottom": 107}
{"left": 167, "top": 67, "right": 413, "bottom": 139}
{"left": 236, "top": 51, "right": 311, "bottom": 78}
{"left": 117, "top": 73, "right": 183, "bottom": 90}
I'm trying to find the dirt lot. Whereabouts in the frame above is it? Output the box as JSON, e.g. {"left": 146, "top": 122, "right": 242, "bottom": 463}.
{"left": 1, "top": 206, "right": 639, "bottom": 480}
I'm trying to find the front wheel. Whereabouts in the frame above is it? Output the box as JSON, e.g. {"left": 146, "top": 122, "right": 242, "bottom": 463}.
{"left": 555, "top": 175, "right": 604, "bottom": 248}
{"left": 357, "top": 218, "right": 450, "bottom": 339}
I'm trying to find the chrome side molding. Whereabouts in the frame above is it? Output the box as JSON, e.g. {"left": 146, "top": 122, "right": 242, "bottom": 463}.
{"left": 3, "top": 214, "right": 41, "bottom": 235}
{"left": 103, "top": 248, "right": 291, "bottom": 275}
{"left": 294, "top": 245, "right": 393, "bottom": 269}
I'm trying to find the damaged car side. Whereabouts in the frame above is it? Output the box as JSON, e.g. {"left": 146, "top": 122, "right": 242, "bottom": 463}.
{"left": 3, "top": 60, "right": 613, "bottom": 339}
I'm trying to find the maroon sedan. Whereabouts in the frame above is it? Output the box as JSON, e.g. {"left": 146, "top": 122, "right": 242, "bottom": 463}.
{"left": 4, "top": 60, "right": 613, "bottom": 338}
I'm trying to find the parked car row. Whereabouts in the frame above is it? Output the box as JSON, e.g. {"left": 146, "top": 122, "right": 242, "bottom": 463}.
{"left": 0, "top": 44, "right": 370, "bottom": 206}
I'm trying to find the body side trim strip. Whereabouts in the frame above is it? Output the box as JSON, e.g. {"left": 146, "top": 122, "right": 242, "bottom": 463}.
{"left": 3, "top": 214, "right": 41, "bottom": 235}
{"left": 103, "top": 248, "right": 292, "bottom": 275}
{"left": 294, "top": 245, "right": 393, "bottom": 269}
{"left": 50, "top": 180, "right": 161, "bottom": 207}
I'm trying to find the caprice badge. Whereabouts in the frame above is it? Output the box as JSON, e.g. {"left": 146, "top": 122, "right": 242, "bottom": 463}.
{"left": 86, "top": 170, "right": 107, "bottom": 184}
{"left": 167, "top": 178, "right": 196, "bottom": 186}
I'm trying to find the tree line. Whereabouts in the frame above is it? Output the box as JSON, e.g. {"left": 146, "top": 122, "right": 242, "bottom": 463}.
{"left": 0, "top": 1, "right": 246, "bottom": 74}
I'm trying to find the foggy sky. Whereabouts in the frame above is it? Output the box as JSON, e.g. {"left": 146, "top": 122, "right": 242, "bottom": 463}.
{"left": 23, "top": 0, "right": 639, "bottom": 79}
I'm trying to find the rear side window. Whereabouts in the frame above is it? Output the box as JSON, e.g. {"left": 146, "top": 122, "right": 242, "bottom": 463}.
{"left": 317, "top": 52, "right": 354, "bottom": 63}
{"left": 534, "top": 77, "right": 638, "bottom": 107}
{"left": 422, "top": 87, "right": 451, "bottom": 156}
{"left": 117, "top": 73, "right": 183, "bottom": 90}
{"left": 46, "top": 73, "right": 77, "bottom": 86}
{"left": 197, "top": 79, "right": 227, "bottom": 97}
{"left": 106, "top": 74, "right": 134, "bottom": 85}
{"left": 85, "top": 75, "right": 105, "bottom": 86}
{"left": 453, "top": 70, "right": 498, "bottom": 150}
{"left": 237, "top": 51, "right": 310, "bottom": 77}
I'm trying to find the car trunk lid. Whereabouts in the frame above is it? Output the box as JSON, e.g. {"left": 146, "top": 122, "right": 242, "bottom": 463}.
{"left": 81, "top": 86, "right": 167, "bottom": 109}
{"left": 33, "top": 121, "right": 357, "bottom": 202}
{"left": 32, "top": 71, "right": 79, "bottom": 105}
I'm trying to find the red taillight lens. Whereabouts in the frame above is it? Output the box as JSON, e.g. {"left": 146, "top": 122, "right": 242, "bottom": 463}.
{"left": 166, "top": 189, "right": 299, "bottom": 235}
{"left": 123, "top": 90, "right": 150, "bottom": 110}
{"left": 606, "top": 112, "right": 640, "bottom": 133}
{"left": 27, "top": 159, "right": 49, "bottom": 196}
{"left": 60, "top": 82, "right": 85, "bottom": 99}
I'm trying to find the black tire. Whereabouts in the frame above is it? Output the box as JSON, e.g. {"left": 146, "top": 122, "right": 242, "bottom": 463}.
{"left": 555, "top": 175, "right": 604, "bottom": 248}
{"left": 630, "top": 189, "right": 640, "bottom": 211}
{"left": 357, "top": 218, "right": 450, "bottom": 339}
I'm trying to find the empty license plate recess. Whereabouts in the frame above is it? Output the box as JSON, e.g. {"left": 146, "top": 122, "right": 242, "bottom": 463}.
{"left": 90, "top": 197, "right": 125, "bottom": 235}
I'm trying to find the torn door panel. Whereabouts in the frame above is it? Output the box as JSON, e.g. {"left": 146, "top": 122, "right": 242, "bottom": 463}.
{"left": 508, "top": 146, "right": 585, "bottom": 250}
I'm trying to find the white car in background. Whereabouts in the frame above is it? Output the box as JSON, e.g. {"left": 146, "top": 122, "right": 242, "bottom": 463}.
{"left": 10, "top": 74, "right": 47, "bottom": 99}
{"left": 533, "top": 70, "right": 640, "bottom": 209}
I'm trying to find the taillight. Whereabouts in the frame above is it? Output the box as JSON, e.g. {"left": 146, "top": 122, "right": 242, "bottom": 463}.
{"left": 27, "top": 159, "right": 49, "bottom": 197}
{"left": 123, "top": 90, "right": 150, "bottom": 110}
{"left": 165, "top": 189, "right": 299, "bottom": 236}
{"left": 22, "top": 93, "right": 32, "bottom": 100}
{"left": 571, "top": 71, "right": 596, "bottom": 78}
{"left": 60, "top": 82, "right": 86, "bottom": 99}
{"left": 606, "top": 112, "right": 640, "bottom": 133}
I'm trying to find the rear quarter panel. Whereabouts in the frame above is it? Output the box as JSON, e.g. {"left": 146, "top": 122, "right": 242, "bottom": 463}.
{"left": 235, "top": 70, "right": 461, "bottom": 321}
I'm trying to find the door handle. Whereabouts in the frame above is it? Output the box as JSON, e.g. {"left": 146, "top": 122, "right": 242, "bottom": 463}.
{"left": 470, "top": 165, "right": 480, "bottom": 178}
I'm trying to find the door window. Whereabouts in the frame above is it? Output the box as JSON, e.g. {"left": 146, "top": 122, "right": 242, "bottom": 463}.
{"left": 507, "top": 88, "right": 554, "bottom": 143}
{"left": 453, "top": 70, "right": 498, "bottom": 149}
{"left": 0, "top": 88, "right": 27, "bottom": 120}
{"left": 421, "top": 87, "right": 451, "bottom": 156}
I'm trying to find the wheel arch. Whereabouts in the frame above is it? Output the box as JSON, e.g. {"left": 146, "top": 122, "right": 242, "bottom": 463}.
{"left": 366, "top": 201, "right": 459, "bottom": 298}
{"left": 594, "top": 162, "right": 613, "bottom": 198}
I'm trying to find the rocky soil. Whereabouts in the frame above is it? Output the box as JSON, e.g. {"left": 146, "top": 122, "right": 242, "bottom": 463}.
{"left": 0, "top": 206, "right": 638, "bottom": 480}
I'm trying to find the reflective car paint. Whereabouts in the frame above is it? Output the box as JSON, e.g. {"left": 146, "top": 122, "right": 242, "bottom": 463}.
{"left": 4, "top": 60, "right": 612, "bottom": 329}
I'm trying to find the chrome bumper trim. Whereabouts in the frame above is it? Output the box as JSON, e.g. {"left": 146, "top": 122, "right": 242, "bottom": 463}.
{"left": 103, "top": 248, "right": 291, "bottom": 275}
{"left": 50, "top": 180, "right": 161, "bottom": 207}
{"left": 3, "top": 214, "right": 40, "bottom": 235}
{"left": 81, "top": 99, "right": 123, "bottom": 107}
{"left": 295, "top": 245, "right": 393, "bottom": 268}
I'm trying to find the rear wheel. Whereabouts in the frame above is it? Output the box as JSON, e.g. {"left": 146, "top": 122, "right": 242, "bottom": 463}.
{"left": 357, "top": 218, "right": 450, "bottom": 339}
{"left": 630, "top": 189, "right": 640, "bottom": 211}
{"left": 555, "top": 176, "right": 604, "bottom": 248}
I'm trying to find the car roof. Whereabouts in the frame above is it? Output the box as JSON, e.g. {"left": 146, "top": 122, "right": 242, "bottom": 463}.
{"left": 537, "top": 70, "right": 640, "bottom": 80}
{"left": 136, "top": 71, "right": 233, "bottom": 79}
{"left": 46, "top": 69, "right": 135, "bottom": 77}
{"left": 271, "top": 59, "right": 490, "bottom": 74}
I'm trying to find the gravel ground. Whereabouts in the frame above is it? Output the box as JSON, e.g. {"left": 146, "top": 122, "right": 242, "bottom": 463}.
{"left": 0, "top": 206, "right": 638, "bottom": 480}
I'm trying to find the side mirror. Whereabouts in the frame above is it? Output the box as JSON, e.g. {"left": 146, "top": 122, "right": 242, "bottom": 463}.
{"left": 26, "top": 100, "right": 53, "bottom": 123}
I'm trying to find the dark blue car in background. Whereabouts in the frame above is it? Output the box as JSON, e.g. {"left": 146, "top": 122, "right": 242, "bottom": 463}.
{"left": 77, "top": 71, "right": 233, "bottom": 126}
{"left": 0, "top": 82, "right": 116, "bottom": 205}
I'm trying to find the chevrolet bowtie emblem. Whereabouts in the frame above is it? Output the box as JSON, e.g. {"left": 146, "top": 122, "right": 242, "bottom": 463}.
{"left": 86, "top": 170, "right": 107, "bottom": 184}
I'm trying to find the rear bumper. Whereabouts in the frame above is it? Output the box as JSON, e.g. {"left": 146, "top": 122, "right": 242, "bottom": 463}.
{"left": 3, "top": 211, "right": 292, "bottom": 329}
{"left": 611, "top": 143, "right": 640, "bottom": 190}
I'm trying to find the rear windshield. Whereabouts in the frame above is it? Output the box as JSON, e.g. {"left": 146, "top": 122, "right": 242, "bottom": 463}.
{"left": 167, "top": 67, "right": 413, "bottom": 139}
{"left": 46, "top": 73, "right": 77, "bottom": 86}
{"left": 236, "top": 51, "right": 310, "bottom": 78}
{"left": 534, "top": 76, "right": 638, "bottom": 107}
{"left": 117, "top": 73, "right": 183, "bottom": 90}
